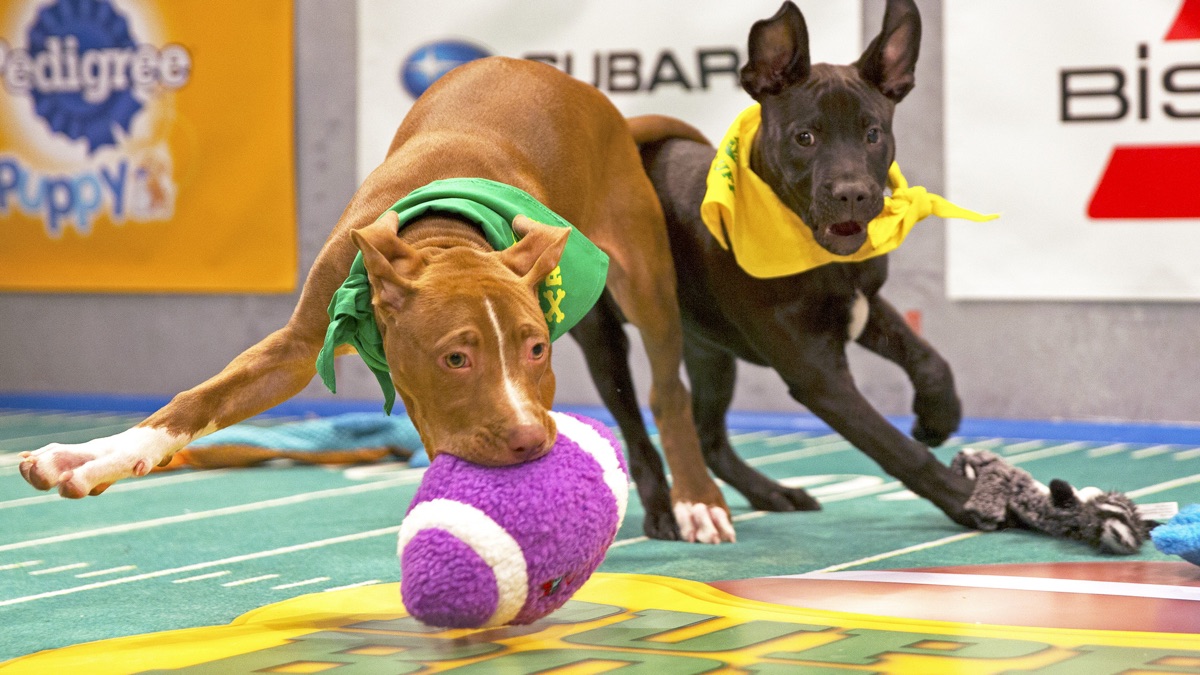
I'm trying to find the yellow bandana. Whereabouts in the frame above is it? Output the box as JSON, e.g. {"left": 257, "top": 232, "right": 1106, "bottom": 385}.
{"left": 700, "top": 103, "right": 998, "bottom": 278}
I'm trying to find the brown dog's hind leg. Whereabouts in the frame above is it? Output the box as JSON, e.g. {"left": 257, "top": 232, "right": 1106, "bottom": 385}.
{"left": 570, "top": 294, "right": 679, "bottom": 540}
{"left": 590, "top": 177, "right": 734, "bottom": 544}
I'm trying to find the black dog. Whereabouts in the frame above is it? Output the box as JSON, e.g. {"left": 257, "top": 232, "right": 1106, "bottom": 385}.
{"left": 571, "top": 0, "right": 981, "bottom": 540}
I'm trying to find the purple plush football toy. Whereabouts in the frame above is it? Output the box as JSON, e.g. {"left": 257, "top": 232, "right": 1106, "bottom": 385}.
{"left": 397, "top": 412, "right": 628, "bottom": 628}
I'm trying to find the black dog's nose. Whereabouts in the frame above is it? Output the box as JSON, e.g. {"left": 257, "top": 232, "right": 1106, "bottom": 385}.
{"left": 831, "top": 181, "right": 871, "bottom": 204}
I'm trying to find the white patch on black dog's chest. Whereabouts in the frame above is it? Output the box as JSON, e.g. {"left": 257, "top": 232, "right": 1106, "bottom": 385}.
{"left": 847, "top": 290, "right": 869, "bottom": 341}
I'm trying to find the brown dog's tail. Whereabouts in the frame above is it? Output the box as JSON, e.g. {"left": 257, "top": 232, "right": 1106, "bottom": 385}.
{"left": 627, "top": 114, "right": 711, "bottom": 148}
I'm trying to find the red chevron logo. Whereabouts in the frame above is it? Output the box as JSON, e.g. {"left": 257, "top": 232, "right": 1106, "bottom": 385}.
{"left": 1087, "top": 145, "right": 1200, "bottom": 219}
{"left": 1166, "top": 0, "right": 1200, "bottom": 40}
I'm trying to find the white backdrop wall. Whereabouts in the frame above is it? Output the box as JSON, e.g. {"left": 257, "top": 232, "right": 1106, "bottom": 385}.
{"left": 356, "top": 0, "right": 860, "bottom": 181}
{"left": 945, "top": 0, "right": 1200, "bottom": 301}
{"left": 1, "top": 0, "right": 1199, "bottom": 426}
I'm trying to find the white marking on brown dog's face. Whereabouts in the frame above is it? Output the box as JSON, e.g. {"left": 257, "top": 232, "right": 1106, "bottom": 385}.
{"left": 484, "top": 296, "right": 537, "bottom": 426}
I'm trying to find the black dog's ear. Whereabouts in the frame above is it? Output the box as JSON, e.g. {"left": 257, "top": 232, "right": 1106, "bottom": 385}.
{"left": 740, "top": 1, "right": 810, "bottom": 99}
{"left": 856, "top": 0, "right": 922, "bottom": 102}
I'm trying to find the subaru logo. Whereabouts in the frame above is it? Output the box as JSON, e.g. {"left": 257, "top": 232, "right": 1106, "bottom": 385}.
{"left": 400, "top": 40, "right": 491, "bottom": 99}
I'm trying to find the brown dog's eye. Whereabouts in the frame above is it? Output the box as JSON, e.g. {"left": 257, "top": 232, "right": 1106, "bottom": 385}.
{"left": 445, "top": 352, "right": 469, "bottom": 369}
{"left": 796, "top": 131, "right": 815, "bottom": 147}
{"left": 866, "top": 128, "right": 880, "bottom": 144}
{"left": 530, "top": 342, "right": 547, "bottom": 360}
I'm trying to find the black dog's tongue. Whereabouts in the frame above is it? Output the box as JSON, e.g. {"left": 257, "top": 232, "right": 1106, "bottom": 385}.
{"left": 831, "top": 221, "right": 863, "bottom": 237}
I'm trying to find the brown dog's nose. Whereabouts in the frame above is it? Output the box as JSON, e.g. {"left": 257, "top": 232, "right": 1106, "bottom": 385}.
{"left": 507, "top": 424, "right": 547, "bottom": 460}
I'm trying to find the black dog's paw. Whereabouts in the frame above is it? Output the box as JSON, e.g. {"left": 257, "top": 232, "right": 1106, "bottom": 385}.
{"left": 642, "top": 510, "right": 681, "bottom": 541}
{"left": 911, "top": 418, "right": 952, "bottom": 447}
{"left": 910, "top": 391, "right": 961, "bottom": 447}
{"left": 908, "top": 354, "right": 961, "bottom": 447}
{"left": 745, "top": 486, "right": 822, "bottom": 512}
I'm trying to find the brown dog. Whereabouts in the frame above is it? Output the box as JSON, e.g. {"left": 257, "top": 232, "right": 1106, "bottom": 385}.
{"left": 18, "top": 57, "right": 734, "bottom": 543}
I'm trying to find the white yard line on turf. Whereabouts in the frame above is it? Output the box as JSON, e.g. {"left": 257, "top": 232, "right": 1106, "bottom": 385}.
{"left": 1128, "top": 473, "right": 1200, "bottom": 498}
{"left": 746, "top": 439, "right": 851, "bottom": 467}
{"left": 173, "top": 571, "right": 231, "bottom": 584}
{"left": 0, "top": 469, "right": 235, "bottom": 510}
{"left": 75, "top": 565, "right": 136, "bottom": 578}
{"left": 1131, "top": 445, "right": 1175, "bottom": 459}
{"left": 728, "top": 431, "right": 775, "bottom": 444}
{"left": 28, "top": 562, "right": 89, "bottom": 575}
{"left": 222, "top": 574, "right": 279, "bottom": 587}
{"left": 0, "top": 470, "right": 424, "bottom": 553}
{"left": 1004, "top": 441, "right": 1090, "bottom": 464}
{"left": 805, "top": 533, "right": 984, "bottom": 574}
{"left": 763, "top": 431, "right": 822, "bottom": 447}
{"left": 324, "top": 580, "right": 380, "bottom": 592}
{"left": 1086, "top": 443, "right": 1131, "bottom": 457}
{"left": 0, "top": 526, "right": 401, "bottom": 606}
{"left": 272, "top": 577, "right": 330, "bottom": 590}
{"left": 999, "top": 440, "right": 1043, "bottom": 454}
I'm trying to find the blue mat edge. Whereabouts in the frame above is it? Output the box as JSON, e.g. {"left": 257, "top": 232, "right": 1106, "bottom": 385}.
{"left": 2, "top": 391, "right": 1199, "bottom": 446}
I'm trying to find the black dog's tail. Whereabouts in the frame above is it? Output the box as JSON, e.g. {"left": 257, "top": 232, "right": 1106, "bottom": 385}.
{"left": 626, "top": 115, "right": 710, "bottom": 149}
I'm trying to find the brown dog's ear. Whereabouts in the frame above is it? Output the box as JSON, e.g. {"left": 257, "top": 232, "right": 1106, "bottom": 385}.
{"left": 856, "top": 0, "right": 921, "bottom": 102}
{"left": 500, "top": 215, "right": 570, "bottom": 287}
{"left": 350, "top": 211, "right": 424, "bottom": 303}
{"left": 740, "top": 1, "right": 810, "bottom": 99}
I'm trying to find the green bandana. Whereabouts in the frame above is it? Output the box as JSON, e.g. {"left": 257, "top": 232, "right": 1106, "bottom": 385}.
{"left": 315, "top": 178, "right": 610, "bottom": 414}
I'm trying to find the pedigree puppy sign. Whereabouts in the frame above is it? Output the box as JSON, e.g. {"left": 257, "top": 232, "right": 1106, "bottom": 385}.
{"left": 0, "top": 0, "right": 296, "bottom": 293}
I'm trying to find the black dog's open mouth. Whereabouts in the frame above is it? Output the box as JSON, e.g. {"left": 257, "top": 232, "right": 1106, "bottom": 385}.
{"left": 818, "top": 220, "right": 869, "bottom": 256}
{"left": 830, "top": 221, "right": 864, "bottom": 237}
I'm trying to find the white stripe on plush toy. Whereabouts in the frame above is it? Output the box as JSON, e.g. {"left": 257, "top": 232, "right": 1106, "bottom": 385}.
{"left": 549, "top": 412, "right": 628, "bottom": 524}
{"left": 398, "top": 498, "right": 528, "bottom": 627}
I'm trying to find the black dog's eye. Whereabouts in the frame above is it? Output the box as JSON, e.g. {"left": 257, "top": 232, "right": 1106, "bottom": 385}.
{"left": 796, "top": 131, "right": 815, "bottom": 147}
{"left": 866, "top": 128, "right": 881, "bottom": 144}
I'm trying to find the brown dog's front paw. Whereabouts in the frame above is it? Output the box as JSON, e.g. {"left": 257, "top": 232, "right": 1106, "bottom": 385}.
{"left": 672, "top": 501, "right": 736, "bottom": 544}
{"left": 18, "top": 427, "right": 187, "bottom": 498}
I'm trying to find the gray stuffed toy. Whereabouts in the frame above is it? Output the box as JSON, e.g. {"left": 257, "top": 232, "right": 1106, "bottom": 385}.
{"left": 951, "top": 448, "right": 1153, "bottom": 554}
